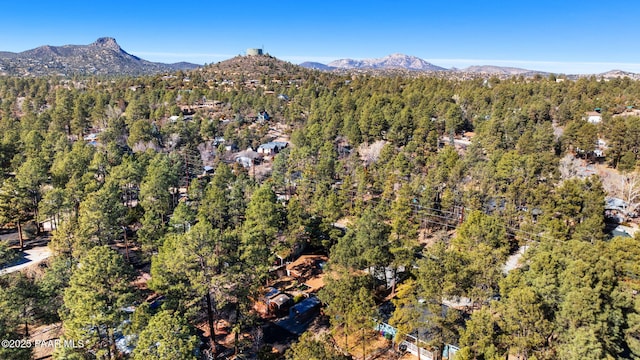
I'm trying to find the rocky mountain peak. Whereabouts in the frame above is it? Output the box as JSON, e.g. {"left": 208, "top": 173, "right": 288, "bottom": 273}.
{"left": 0, "top": 37, "right": 199, "bottom": 76}
{"left": 90, "top": 37, "right": 121, "bottom": 51}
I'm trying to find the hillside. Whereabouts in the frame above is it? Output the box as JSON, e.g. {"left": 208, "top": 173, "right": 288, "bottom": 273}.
{"left": 0, "top": 37, "right": 199, "bottom": 77}
{"left": 200, "top": 54, "right": 311, "bottom": 80}
{"left": 461, "top": 65, "right": 549, "bottom": 76}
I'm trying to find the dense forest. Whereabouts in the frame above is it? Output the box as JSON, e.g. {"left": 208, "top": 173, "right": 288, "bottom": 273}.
{"left": 2, "top": 56, "right": 640, "bottom": 360}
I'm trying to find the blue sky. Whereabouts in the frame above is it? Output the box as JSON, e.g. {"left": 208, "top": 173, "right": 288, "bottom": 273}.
{"left": 2, "top": 0, "right": 639, "bottom": 74}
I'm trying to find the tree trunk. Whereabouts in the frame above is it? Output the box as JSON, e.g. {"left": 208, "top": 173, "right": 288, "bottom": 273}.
{"left": 205, "top": 292, "right": 217, "bottom": 357}
{"left": 345, "top": 322, "right": 349, "bottom": 351}
{"left": 123, "top": 227, "right": 130, "bottom": 262}
{"left": 234, "top": 303, "right": 241, "bottom": 355}
{"left": 33, "top": 196, "right": 40, "bottom": 235}
{"left": 98, "top": 326, "right": 112, "bottom": 360}
{"left": 108, "top": 328, "right": 116, "bottom": 360}
{"left": 17, "top": 220, "right": 24, "bottom": 251}
{"left": 362, "top": 328, "right": 366, "bottom": 360}
{"left": 23, "top": 305, "right": 29, "bottom": 338}
{"left": 391, "top": 267, "right": 398, "bottom": 295}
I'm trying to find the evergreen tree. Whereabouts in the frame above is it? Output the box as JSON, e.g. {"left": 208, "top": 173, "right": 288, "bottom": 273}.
{"left": 61, "top": 246, "right": 134, "bottom": 359}
{"left": 132, "top": 310, "right": 199, "bottom": 360}
{"left": 240, "top": 183, "right": 283, "bottom": 282}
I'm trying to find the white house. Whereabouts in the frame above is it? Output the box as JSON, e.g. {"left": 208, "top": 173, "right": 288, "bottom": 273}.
{"left": 257, "top": 141, "right": 288, "bottom": 155}
{"left": 586, "top": 111, "right": 602, "bottom": 124}
{"left": 234, "top": 148, "right": 259, "bottom": 168}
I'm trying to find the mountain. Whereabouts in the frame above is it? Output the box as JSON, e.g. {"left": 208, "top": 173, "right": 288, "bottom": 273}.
{"left": 0, "top": 37, "right": 200, "bottom": 77}
{"left": 202, "top": 54, "right": 309, "bottom": 80}
{"left": 460, "top": 65, "right": 549, "bottom": 76}
{"left": 327, "top": 53, "right": 446, "bottom": 71}
{"left": 299, "top": 62, "right": 335, "bottom": 71}
{"left": 597, "top": 69, "right": 640, "bottom": 80}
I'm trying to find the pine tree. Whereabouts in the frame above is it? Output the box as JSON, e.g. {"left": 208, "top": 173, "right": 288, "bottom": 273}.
{"left": 61, "top": 246, "right": 134, "bottom": 359}
{"left": 132, "top": 310, "right": 199, "bottom": 360}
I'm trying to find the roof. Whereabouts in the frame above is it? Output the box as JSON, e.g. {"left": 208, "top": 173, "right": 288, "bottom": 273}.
{"left": 213, "top": 136, "right": 225, "bottom": 145}
{"left": 606, "top": 197, "right": 628, "bottom": 211}
{"left": 286, "top": 255, "right": 328, "bottom": 278}
{"left": 611, "top": 225, "right": 633, "bottom": 238}
{"left": 234, "top": 148, "right": 259, "bottom": 160}
{"left": 264, "top": 287, "right": 279, "bottom": 299}
{"left": 290, "top": 296, "right": 320, "bottom": 315}
{"left": 258, "top": 141, "right": 288, "bottom": 151}
{"left": 269, "top": 293, "right": 291, "bottom": 307}
{"left": 442, "top": 296, "right": 473, "bottom": 309}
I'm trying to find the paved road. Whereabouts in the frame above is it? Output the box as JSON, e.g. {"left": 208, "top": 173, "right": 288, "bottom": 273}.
{"left": 0, "top": 246, "right": 52, "bottom": 275}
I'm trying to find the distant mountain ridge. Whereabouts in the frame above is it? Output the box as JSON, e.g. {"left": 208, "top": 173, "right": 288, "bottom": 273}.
{"left": 461, "top": 65, "right": 548, "bottom": 76}
{"left": 298, "top": 61, "right": 335, "bottom": 71}
{"left": 300, "top": 54, "right": 640, "bottom": 78}
{"left": 325, "top": 53, "right": 446, "bottom": 71}
{"left": 300, "top": 53, "right": 542, "bottom": 74}
{"left": 0, "top": 37, "right": 199, "bottom": 77}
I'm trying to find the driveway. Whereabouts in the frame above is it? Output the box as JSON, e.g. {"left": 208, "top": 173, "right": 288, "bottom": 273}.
{"left": 0, "top": 246, "right": 52, "bottom": 275}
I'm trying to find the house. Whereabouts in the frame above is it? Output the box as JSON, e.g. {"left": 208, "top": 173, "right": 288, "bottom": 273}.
{"left": 236, "top": 156, "right": 254, "bottom": 168}
{"left": 258, "top": 110, "right": 270, "bottom": 122}
{"left": 605, "top": 197, "right": 629, "bottom": 223}
{"left": 257, "top": 141, "right": 288, "bottom": 155}
{"left": 606, "top": 197, "right": 628, "bottom": 213}
{"left": 289, "top": 296, "right": 321, "bottom": 323}
{"left": 283, "top": 255, "right": 328, "bottom": 293}
{"left": 234, "top": 148, "right": 260, "bottom": 168}
{"left": 213, "top": 137, "right": 226, "bottom": 146}
{"left": 269, "top": 293, "right": 292, "bottom": 314}
{"left": 610, "top": 225, "right": 633, "bottom": 238}
{"left": 286, "top": 254, "right": 327, "bottom": 277}
{"left": 83, "top": 133, "right": 98, "bottom": 142}
{"left": 256, "top": 287, "right": 293, "bottom": 317}
{"left": 203, "top": 166, "right": 214, "bottom": 175}
{"left": 224, "top": 143, "right": 239, "bottom": 152}
{"left": 585, "top": 111, "right": 602, "bottom": 124}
